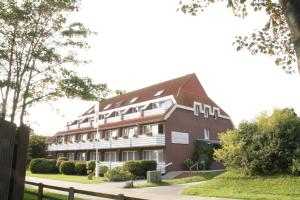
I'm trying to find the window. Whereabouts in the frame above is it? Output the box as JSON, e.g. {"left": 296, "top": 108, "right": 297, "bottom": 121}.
{"left": 57, "top": 136, "right": 64, "bottom": 144}
{"left": 79, "top": 133, "right": 87, "bottom": 141}
{"left": 122, "top": 151, "right": 139, "bottom": 161}
{"left": 194, "top": 104, "right": 201, "bottom": 115}
{"left": 114, "top": 100, "right": 123, "bottom": 107}
{"left": 154, "top": 90, "right": 164, "bottom": 96}
{"left": 204, "top": 107, "right": 210, "bottom": 118}
{"left": 143, "top": 150, "right": 164, "bottom": 163}
{"left": 57, "top": 153, "right": 64, "bottom": 158}
{"left": 132, "top": 106, "right": 143, "bottom": 113}
{"left": 89, "top": 152, "right": 101, "bottom": 161}
{"left": 67, "top": 153, "right": 75, "bottom": 161}
{"left": 68, "top": 135, "right": 76, "bottom": 143}
{"left": 77, "top": 152, "right": 86, "bottom": 161}
{"left": 214, "top": 110, "right": 218, "bottom": 120}
{"left": 104, "top": 151, "right": 117, "bottom": 162}
{"left": 98, "top": 114, "right": 105, "bottom": 120}
{"left": 129, "top": 97, "right": 138, "bottom": 103}
{"left": 104, "top": 104, "right": 111, "bottom": 110}
{"left": 204, "top": 128, "right": 210, "bottom": 140}
{"left": 143, "top": 123, "right": 164, "bottom": 135}
{"left": 123, "top": 127, "right": 138, "bottom": 138}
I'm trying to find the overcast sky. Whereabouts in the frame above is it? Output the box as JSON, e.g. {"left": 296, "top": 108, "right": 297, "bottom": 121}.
{"left": 28, "top": 0, "right": 300, "bottom": 136}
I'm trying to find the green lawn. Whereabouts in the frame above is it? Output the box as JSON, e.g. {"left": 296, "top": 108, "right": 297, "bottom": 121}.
{"left": 24, "top": 188, "right": 82, "bottom": 200}
{"left": 26, "top": 170, "right": 106, "bottom": 184}
{"left": 182, "top": 171, "right": 300, "bottom": 200}
{"left": 134, "top": 171, "right": 223, "bottom": 188}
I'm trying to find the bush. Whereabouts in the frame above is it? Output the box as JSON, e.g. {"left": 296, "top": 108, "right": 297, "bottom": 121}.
{"left": 104, "top": 167, "right": 133, "bottom": 181}
{"left": 291, "top": 159, "right": 300, "bottom": 175}
{"left": 99, "top": 165, "right": 109, "bottom": 177}
{"left": 183, "top": 158, "right": 194, "bottom": 170}
{"left": 60, "top": 161, "right": 76, "bottom": 175}
{"left": 87, "top": 160, "right": 96, "bottom": 171}
{"left": 56, "top": 157, "right": 68, "bottom": 172}
{"left": 123, "top": 160, "right": 157, "bottom": 177}
{"left": 30, "top": 158, "right": 57, "bottom": 173}
{"left": 215, "top": 108, "right": 300, "bottom": 175}
{"left": 75, "top": 162, "right": 87, "bottom": 175}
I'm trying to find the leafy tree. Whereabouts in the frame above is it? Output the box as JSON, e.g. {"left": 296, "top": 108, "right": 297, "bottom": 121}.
{"left": 115, "top": 89, "right": 126, "bottom": 96}
{"left": 27, "top": 133, "right": 47, "bottom": 162}
{"left": 215, "top": 108, "right": 300, "bottom": 175}
{"left": 180, "top": 0, "right": 300, "bottom": 74}
{"left": 0, "top": 0, "right": 109, "bottom": 125}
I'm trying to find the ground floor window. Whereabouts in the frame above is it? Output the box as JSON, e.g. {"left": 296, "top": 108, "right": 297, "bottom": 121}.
{"left": 57, "top": 153, "right": 64, "bottom": 158}
{"left": 122, "top": 151, "right": 139, "bottom": 161}
{"left": 104, "top": 151, "right": 117, "bottom": 162}
{"left": 77, "top": 152, "right": 86, "bottom": 161}
{"left": 67, "top": 152, "right": 75, "bottom": 161}
{"left": 143, "top": 149, "right": 164, "bottom": 163}
{"left": 89, "top": 151, "right": 101, "bottom": 161}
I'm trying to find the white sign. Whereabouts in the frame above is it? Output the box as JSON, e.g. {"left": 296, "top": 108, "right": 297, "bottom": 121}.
{"left": 171, "top": 131, "right": 189, "bottom": 144}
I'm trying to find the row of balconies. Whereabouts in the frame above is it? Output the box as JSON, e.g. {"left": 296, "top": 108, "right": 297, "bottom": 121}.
{"left": 48, "top": 134, "right": 165, "bottom": 151}
{"left": 67, "top": 106, "right": 169, "bottom": 131}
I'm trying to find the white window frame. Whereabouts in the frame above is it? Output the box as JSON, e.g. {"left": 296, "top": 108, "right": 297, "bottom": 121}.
{"left": 143, "top": 149, "right": 164, "bottom": 163}
{"left": 104, "top": 151, "right": 117, "bottom": 162}
{"left": 122, "top": 151, "right": 139, "bottom": 161}
{"left": 57, "top": 153, "right": 64, "bottom": 158}
{"left": 77, "top": 152, "right": 86, "bottom": 161}
{"left": 204, "top": 107, "right": 210, "bottom": 118}
{"left": 129, "top": 97, "right": 138, "bottom": 103}
{"left": 67, "top": 152, "right": 75, "bottom": 161}
{"left": 204, "top": 128, "right": 210, "bottom": 140}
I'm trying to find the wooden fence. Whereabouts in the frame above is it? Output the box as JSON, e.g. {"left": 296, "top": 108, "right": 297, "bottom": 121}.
{"left": 25, "top": 181, "right": 147, "bottom": 200}
{"left": 0, "top": 119, "right": 30, "bottom": 200}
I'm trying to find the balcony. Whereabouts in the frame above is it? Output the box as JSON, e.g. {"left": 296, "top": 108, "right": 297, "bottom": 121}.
{"left": 106, "top": 116, "right": 122, "bottom": 123}
{"left": 48, "top": 134, "right": 165, "bottom": 151}
{"left": 123, "top": 112, "right": 141, "bottom": 120}
{"left": 143, "top": 107, "right": 167, "bottom": 117}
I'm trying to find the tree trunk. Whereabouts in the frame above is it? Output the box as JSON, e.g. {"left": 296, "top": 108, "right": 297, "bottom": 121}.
{"left": 280, "top": 0, "right": 300, "bottom": 73}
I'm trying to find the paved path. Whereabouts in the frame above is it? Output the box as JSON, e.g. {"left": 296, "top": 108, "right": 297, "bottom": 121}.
{"left": 25, "top": 176, "right": 231, "bottom": 200}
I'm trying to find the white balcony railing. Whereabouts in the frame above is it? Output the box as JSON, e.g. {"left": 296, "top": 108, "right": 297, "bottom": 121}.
{"left": 106, "top": 116, "right": 122, "bottom": 123}
{"left": 80, "top": 122, "right": 91, "bottom": 128}
{"left": 123, "top": 112, "right": 141, "bottom": 120}
{"left": 48, "top": 134, "right": 165, "bottom": 152}
{"left": 143, "top": 107, "right": 167, "bottom": 117}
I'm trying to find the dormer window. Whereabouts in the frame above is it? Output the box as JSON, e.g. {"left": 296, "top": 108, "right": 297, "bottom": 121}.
{"left": 214, "top": 110, "right": 219, "bottom": 120}
{"left": 114, "top": 101, "right": 123, "bottom": 107}
{"left": 154, "top": 90, "right": 164, "bottom": 96}
{"left": 204, "top": 128, "right": 210, "bottom": 140}
{"left": 129, "top": 97, "right": 138, "bottom": 103}
{"left": 204, "top": 107, "right": 210, "bottom": 118}
{"left": 194, "top": 104, "right": 201, "bottom": 116}
{"left": 104, "top": 104, "right": 111, "bottom": 110}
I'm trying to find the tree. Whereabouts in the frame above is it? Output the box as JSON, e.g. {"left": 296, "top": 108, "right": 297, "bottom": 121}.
{"left": 214, "top": 108, "right": 300, "bottom": 175}
{"left": 180, "top": 0, "right": 300, "bottom": 74}
{"left": 0, "top": 0, "right": 109, "bottom": 125}
{"left": 27, "top": 133, "right": 47, "bottom": 162}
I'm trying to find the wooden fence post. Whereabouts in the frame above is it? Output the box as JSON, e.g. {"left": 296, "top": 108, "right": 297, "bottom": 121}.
{"left": 117, "top": 194, "right": 125, "bottom": 200}
{"left": 38, "top": 183, "right": 43, "bottom": 200}
{"left": 68, "top": 187, "right": 75, "bottom": 200}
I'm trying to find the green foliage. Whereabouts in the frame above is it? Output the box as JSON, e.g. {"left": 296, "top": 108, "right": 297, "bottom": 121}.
{"left": 182, "top": 158, "right": 194, "bottom": 170}
{"left": 99, "top": 165, "right": 108, "bottom": 177}
{"left": 104, "top": 167, "right": 133, "bottom": 182}
{"left": 0, "top": 0, "right": 109, "bottom": 124}
{"left": 179, "top": 0, "right": 300, "bottom": 74}
{"left": 215, "top": 108, "right": 300, "bottom": 175}
{"left": 29, "top": 158, "right": 57, "bottom": 173}
{"left": 290, "top": 159, "right": 300, "bottom": 175}
{"left": 27, "top": 133, "right": 47, "bottom": 163}
{"left": 60, "top": 161, "right": 76, "bottom": 175}
{"left": 56, "top": 157, "right": 68, "bottom": 172}
{"left": 87, "top": 160, "right": 96, "bottom": 171}
{"left": 123, "top": 160, "right": 157, "bottom": 178}
{"left": 75, "top": 162, "right": 87, "bottom": 175}
{"left": 192, "top": 140, "right": 217, "bottom": 170}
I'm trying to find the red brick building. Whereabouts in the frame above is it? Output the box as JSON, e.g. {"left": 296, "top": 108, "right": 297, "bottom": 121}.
{"left": 47, "top": 74, "right": 233, "bottom": 173}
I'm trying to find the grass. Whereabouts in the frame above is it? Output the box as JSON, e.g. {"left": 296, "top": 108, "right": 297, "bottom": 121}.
{"left": 134, "top": 171, "right": 223, "bottom": 188}
{"left": 24, "top": 188, "right": 83, "bottom": 200}
{"left": 182, "top": 170, "right": 300, "bottom": 200}
{"left": 26, "top": 170, "right": 106, "bottom": 184}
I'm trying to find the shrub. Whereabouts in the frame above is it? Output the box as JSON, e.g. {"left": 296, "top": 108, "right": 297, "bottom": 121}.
{"left": 60, "top": 161, "right": 76, "bottom": 175}
{"left": 140, "top": 160, "right": 157, "bottom": 175}
{"left": 99, "top": 165, "right": 108, "bottom": 177}
{"left": 56, "top": 157, "right": 68, "bottom": 172}
{"left": 87, "top": 160, "right": 96, "bottom": 171}
{"left": 123, "top": 161, "right": 143, "bottom": 177}
{"left": 75, "top": 162, "right": 87, "bottom": 175}
{"left": 30, "top": 158, "right": 57, "bottom": 173}
{"left": 183, "top": 158, "right": 194, "bottom": 170}
{"left": 104, "top": 167, "right": 133, "bottom": 181}
{"left": 291, "top": 159, "right": 300, "bottom": 175}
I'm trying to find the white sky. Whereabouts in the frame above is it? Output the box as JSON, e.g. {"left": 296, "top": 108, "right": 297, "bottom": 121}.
{"left": 28, "top": 0, "right": 300, "bottom": 136}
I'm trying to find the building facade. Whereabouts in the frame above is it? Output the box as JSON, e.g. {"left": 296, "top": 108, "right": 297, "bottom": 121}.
{"left": 47, "top": 74, "right": 233, "bottom": 173}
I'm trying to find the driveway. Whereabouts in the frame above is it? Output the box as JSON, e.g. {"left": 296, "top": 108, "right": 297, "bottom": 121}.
{"left": 25, "top": 176, "right": 231, "bottom": 200}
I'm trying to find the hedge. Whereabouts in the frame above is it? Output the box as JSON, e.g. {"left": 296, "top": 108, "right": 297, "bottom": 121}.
{"left": 56, "top": 157, "right": 68, "bottom": 172}
{"left": 30, "top": 158, "right": 57, "bottom": 173}
{"left": 104, "top": 166, "right": 133, "bottom": 181}
{"left": 60, "top": 161, "right": 76, "bottom": 175}
{"left": 75, "top": 162, "right": 87, "bottom": 175}
{"left": 99, "top": 165, "right": 108, "bottom": 177}
{"left": 123, "top": 160, "right": 157, "bottom": 177}
{"left": 87, "top": 160, "right": 96, "bottom": 171}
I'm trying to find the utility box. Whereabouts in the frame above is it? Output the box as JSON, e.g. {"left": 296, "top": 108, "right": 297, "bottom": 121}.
{"left": 147, "top": 171, "right": 162, "bottom": 183}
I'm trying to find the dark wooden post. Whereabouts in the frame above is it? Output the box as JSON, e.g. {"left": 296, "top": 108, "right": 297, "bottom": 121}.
{"left": 68, "top": 187, "right": 75, "bottom": 200}
{"left": 117, "top": 194, "right": 125, "bottom": 200}
{"left": 37, "top": 183, "right": 43, "bottom": 200}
